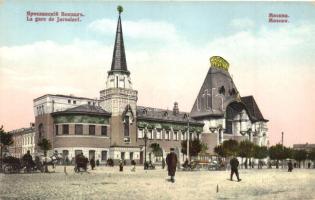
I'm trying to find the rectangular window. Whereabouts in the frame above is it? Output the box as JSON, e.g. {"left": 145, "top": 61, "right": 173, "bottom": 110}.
{"left": 101, "top": 151, "right": 107, "bottom": 161}
{"left": 156, "top": 130, "right": 161, "bottom": 140}
{"left": 165, "top": 131, "right": 169, "bottom": 140}
{"left": 73, "top": 100, "right": 76, "bottom": 104}
{"left": 148, "top": 130, "right": 153, "bottom": 139}
{"left": 174, "top": 131, "right": 178, "bottom": 140}
{"left": 62, "top": 150, "right": 69, "bottom": 160}
{"left": 138, "top": 129, "right": 143, "bottom": 138}
{"left": 182, "top": 132, "right": 185, "bottom": 140}
{"left": 75, "top": 124, "right": 83, "bottom": 135}
{"left": 89, "top": 125, "right": 95, "bottom": 135}
{"left": 121, "top": 152, "right": 125, "bottom": 160}
{"left": 75, "top": 150, "right": 82, "bottom": 156}
{"left": 88, "top": 101, "right": 91, "bottom": 105}
{"left": 55, "top": 125, "right": 59, "bottom": 135}
{"left": 62, "top": 125, "right": 69, "bottom": 135}
{"left": 130, "top": 152, "right": 133, "bottom": 160}
{"left": 101, "top": 126, "right": 107, "bottom": 136}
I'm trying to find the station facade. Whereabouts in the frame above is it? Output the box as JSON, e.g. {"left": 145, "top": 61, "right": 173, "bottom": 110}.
{"left": 11, "top": 9, "right": 268, "bottom": 164}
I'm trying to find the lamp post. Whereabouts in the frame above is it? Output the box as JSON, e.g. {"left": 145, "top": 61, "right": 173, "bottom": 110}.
{"left": 143, "top": 127, "right": 148, "bottom": 170}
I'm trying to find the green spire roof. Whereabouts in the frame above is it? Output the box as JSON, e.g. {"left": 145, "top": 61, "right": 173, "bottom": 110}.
{"left": 109, "top": 5, "right": 129, "bottom": 75}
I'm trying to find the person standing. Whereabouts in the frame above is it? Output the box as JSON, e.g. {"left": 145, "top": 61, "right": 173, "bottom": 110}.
{"left": 119, "top": 160, "right": 124, "bottom": 172}
{"left": 230, "top": 156, "right": 241, "bottom": 182}
{"left": 22, "top": 150, "right": 34, "bottom": 172}
{"left": 131, "top": 159, "right": 136, "bottom": 172}
{"left": 288, "top": 160, "right": 293, "bottom": 172}
{"left": 166, "top": 148, "right": 177, "bottom": 183}
{"left": 90, "top": 157, "right": 96, "bottom": 170}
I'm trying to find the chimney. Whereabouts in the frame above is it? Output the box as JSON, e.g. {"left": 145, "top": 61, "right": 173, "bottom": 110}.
{"left": 173, "top": 102, "right": 179, "bottom": 115}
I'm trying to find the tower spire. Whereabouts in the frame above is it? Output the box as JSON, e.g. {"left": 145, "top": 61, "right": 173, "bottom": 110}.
{"left": 109, "top": 5, "right": 129, "bottom": 75}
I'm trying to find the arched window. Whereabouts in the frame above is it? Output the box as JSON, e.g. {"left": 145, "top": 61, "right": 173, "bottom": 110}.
{"left": 219, "top": 86, "right": 225, "bottom": 95}
{"left": 124, "top": 116, "right": 130, "bottom": 137}
{"left": 38, "top": 123, "right": 44, "bottom": 140}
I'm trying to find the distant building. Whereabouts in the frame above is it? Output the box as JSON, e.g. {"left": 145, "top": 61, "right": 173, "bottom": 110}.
{"left": 8, "top": 124, "right": 35, "bottom": 158}
{"left": 293, "top": 143, "right": 315, "bottom": 152}
{"left": 10, "top": 8, "right": 268, "bottom": 164}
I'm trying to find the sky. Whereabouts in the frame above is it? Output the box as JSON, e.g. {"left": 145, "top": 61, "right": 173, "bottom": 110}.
{"left": 0, "top": 1, "right": 315, "bottom": 146}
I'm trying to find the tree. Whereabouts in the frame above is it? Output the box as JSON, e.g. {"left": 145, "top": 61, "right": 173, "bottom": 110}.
{"left": 150, "top": 143, "right": 163, "bottom": 161}
{"left": 238, "top": 140, "right": 255, "bottom": 169}
{"left": 308, "top": 148, "right": 315, "bottom": 165}
{"left": 222, "top": 139, "right": 239, "bottom": 157}
{"left": 37, "top": 138, "right": 52, "bottom": 172}
{"left": 214, "top": 145, "right": 226, "bottom": 158}
{"left": 293, "top": 149, "right": 307, "bottom": 168}
{"left": 253, "top": 145, "right": 269, "bottom": 169}
{"left": 181, "top": 139, "right": 203, "bottom": 158}
{"left": 0, "top": 126, "right": 14, "bottom": 171}
{"left": 269, "top": 144, "right": 288, "bottom": 168}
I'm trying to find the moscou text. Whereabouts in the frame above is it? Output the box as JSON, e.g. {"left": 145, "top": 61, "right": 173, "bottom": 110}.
{"left": 26, "top": 11, "right": 85, "bottom": 23}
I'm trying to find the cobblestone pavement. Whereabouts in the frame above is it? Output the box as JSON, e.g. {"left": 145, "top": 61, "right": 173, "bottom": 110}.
{"left": 0, "top": 166, "right": 315, "bottom": 200}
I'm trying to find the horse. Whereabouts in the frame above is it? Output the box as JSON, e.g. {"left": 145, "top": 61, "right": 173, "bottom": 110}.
{"left": 38, "top": 153, "right": 62, "bottom": 169}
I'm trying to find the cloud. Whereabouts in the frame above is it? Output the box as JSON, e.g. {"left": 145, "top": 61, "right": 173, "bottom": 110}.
{"left": 230, "top": 18, "right": 255, "bottom": 30}
{"left": 88, "top": 18, "right": 179, "bottom": 41}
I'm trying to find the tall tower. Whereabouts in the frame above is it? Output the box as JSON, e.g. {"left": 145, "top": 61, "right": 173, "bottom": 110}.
{"left": 100, "top": 6, "right": 138, "bottom": 146}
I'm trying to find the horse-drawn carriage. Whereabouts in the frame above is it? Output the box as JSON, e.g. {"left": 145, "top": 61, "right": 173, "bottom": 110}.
{"left": 1, "top": 152, "right": 62, "bottom": 174}
{"left": 182, "top": 160, "right": 221, "bottom": 171}
{"left": 74, "top": 154, "right": 89, "bottom": 172}
{"left": 1, "top": 156, "right": 44, "bottom": 174}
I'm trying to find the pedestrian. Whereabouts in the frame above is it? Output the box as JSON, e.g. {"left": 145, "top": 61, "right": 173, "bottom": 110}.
{"left": 22, "top": 150, "right": 34, "bottom": 172}
{"left": 162, "top": 158, "right": 166, "bottom": 169}
{"left": 166, "top": 148, "right": 177, "bottom": 183}
{"left": 288, "top": 160, "right": 293, "bottom": 172}
{"left": 230, "top": 156, "right": 241, "bottom": 182}
{"left": 90, "top": 157, "right": 96, "bottom": 170}
{"left": 131, "top": 159, "right": 136, "bottom": 172}
{"left": 119, "top": 160, "right": 124, "bottom": 172}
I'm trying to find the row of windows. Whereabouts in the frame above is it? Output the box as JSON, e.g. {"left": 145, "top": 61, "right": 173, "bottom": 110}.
{"left": 55, "top": 124, "right": 108, "bottom": 136}
{"left": 23, "top": 136, "right": 34, "bottom": 145}
{"left": 60, "top": 150, "right": 108, "bottom": 161}
{"left": 68, "top": 99, "right": 77, "bottom": 104}
{"left": 137, "top": 129, "right": 199, "bottom": 141}
{"left": 36, "top": 105, "right": 45, "bottom": 115}
{"left": 67, "top": 99, "right": 96, "bottom": 105}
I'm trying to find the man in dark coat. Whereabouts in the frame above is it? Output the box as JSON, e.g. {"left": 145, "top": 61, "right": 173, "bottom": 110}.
{"left": 166, "top": 148, "right": 177, "bottom": 183}
{"left": 22, "top": 150, "right": 34, "bottom": 171}
{"left": 288, "top": 160, "right": 293, "bottom": 172}
{"left": 90, "top": 157, "right": 96, "bottom": 170}
{"left": 230, "top": 156, "right": 241, "bottom": 182}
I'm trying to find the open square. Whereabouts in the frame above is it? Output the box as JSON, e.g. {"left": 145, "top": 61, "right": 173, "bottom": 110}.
{"left": 1, "top": 167, "right": 314, "bottom": 200}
